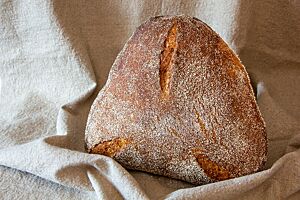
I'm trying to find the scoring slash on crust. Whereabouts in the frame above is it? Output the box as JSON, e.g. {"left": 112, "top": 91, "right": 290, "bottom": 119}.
{"left": 89, "top": 138, "right": 129, "bottom": 157}
{"left": 159, "top": 21, "right": 178, "bottom": 99}
{"left": 193, "top": 150, "right": 233, "bottom": 181}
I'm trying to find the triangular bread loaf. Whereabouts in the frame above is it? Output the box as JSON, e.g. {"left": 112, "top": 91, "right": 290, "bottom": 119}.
{"left": 85, "top": 15, "right": 267, "bottom": 184}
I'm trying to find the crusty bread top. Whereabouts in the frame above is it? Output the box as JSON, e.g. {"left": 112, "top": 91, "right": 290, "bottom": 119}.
{"left": 85, "top": 15, "right": 267, "bottom": 184}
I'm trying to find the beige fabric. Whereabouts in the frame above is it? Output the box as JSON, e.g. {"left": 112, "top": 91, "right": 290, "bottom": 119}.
{"left": 0, "top": 0, "right": 299, "bottom": 199}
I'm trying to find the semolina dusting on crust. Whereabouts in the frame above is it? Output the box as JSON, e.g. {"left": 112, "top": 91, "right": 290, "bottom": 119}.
{"left": 85, "top": 15, "right": 268, "bottom": 185}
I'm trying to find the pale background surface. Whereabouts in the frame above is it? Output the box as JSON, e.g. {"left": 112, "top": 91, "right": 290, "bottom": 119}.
{"left": 0, "top": 0, "right": 299, "bottom": 199}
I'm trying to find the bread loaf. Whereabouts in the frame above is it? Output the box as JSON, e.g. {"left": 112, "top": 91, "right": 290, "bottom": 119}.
{"left": 85, "top": 15, "right": 267, "bottom": 184}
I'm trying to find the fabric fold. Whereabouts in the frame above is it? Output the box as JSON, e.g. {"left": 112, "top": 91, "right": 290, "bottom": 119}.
{"left": 0, "top": 136, "right": 149, "bottom": 199}
{"left": 0, "top": 0, "right": 299, "bottom": 199}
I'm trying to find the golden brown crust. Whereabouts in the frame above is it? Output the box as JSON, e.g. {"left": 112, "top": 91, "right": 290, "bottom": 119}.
{"left": 89, "top": 138, "right": 129, "bottom": 157}
{"left": 159, "top": 22, "right": 177, "bottom": 99}
{"left": 194, "top": 152, "right": 232, "bottom": 181}
{"left": 85, "top": 15, "right": 267, "bottom": 185}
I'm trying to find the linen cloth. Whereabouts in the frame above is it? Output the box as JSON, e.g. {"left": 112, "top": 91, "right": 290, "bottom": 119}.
{"left": 0, "top": 0, "right": 299, "bottom": 199}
